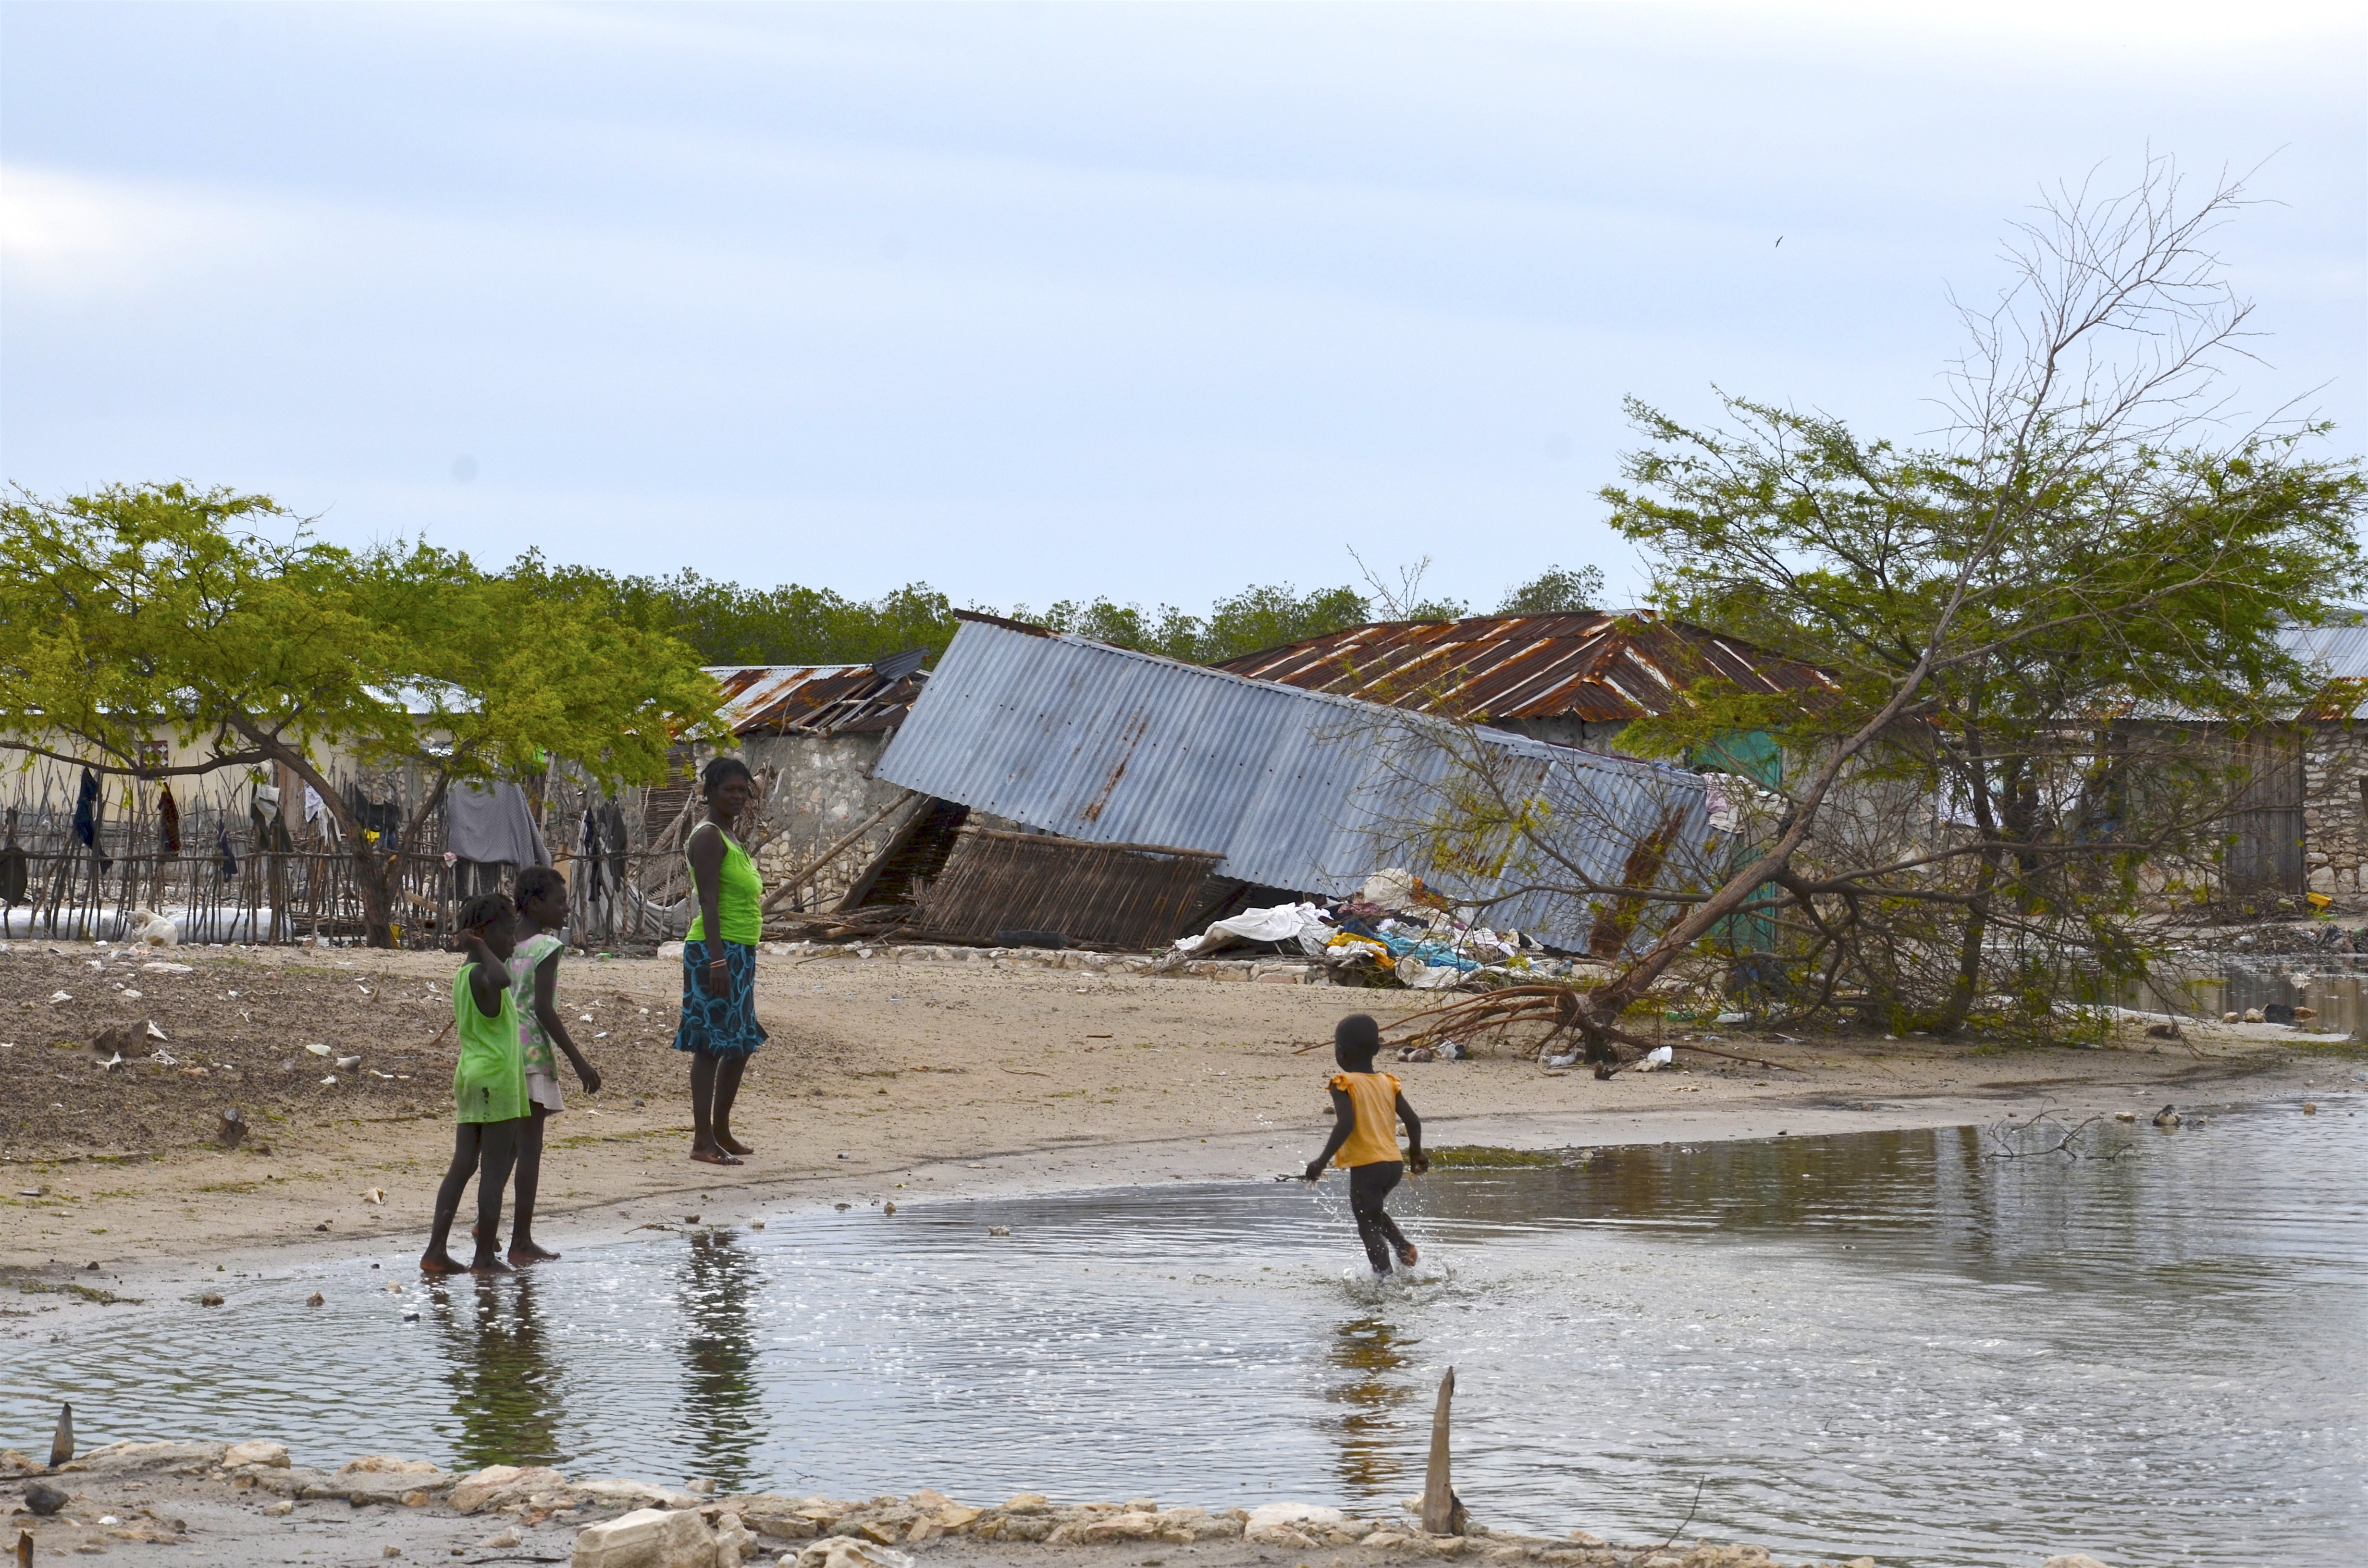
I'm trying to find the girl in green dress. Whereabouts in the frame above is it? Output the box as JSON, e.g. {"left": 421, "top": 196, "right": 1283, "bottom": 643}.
{"left": 421, "top": 893, "right": 531, "bottom": 1275}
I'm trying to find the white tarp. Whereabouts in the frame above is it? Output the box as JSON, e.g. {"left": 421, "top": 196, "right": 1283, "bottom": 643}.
{"left": 1170, "top": 901, "right": 1332, "bottom": 956}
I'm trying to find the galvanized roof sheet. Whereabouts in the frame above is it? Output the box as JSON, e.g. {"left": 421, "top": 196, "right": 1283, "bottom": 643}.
{"left": 1216, "top": 610, "right": 1839, "bottom": 723}
{"left": 873, "top": 616, "right": 1713, "bottom": 949}
{"left": 706, "top": 665, "right": 921, "bottom": 736}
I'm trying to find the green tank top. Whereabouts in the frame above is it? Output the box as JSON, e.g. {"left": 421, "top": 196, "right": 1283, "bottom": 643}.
{"left": 685, "top": 826, "right": 763, "bottom": 946}
{"left": 451, "top": 962, "right": 528, "bottom": 1124}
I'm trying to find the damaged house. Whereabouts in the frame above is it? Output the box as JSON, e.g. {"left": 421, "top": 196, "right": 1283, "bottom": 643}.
{"left": 858, "top": 612, "right": 1716, "bottom": 954}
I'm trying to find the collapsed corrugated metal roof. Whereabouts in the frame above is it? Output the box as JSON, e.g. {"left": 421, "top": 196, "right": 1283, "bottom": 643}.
{"left": 1215, "top": 610, "right": 1839, "bottom": 723}
{"left": 872, "top": 614, "right": 1713, "bottom": 950}
{"left": 706, "top": 662, "right": 923, "bottom": 736}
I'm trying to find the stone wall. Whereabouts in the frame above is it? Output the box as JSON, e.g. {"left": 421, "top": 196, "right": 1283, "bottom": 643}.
{"left": 737, "top": 733, "right": 913, "bottom": 911}
{"left": 2304, "top": 724, "right": 2368, "bottom": 895}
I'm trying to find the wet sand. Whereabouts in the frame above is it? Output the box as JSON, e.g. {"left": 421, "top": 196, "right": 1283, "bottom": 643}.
{"left": 4, "top": 939, "right": 2352, "bottom": 1299}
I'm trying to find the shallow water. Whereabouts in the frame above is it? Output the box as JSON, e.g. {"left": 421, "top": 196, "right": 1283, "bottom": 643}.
{"left": 13, "top": 1102, "right": 2367, "bottom": 1567}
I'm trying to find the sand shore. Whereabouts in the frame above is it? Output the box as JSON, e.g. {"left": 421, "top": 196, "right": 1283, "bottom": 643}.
{"left": 4, "top": 938, "right": 2352, "bottom": 1300}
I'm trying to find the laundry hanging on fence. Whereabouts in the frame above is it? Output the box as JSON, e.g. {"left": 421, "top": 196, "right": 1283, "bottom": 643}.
{"left": 216, "top": 821, "right": 238, "bottom": 881}
{"left": 444, "top": 781, "right": 552, "bottom": 870}
{"left": 158, "top": 784, "right": 181, "bottom": 854}
{"left": 73, "top": 769, "right": 115, "bottom": 871}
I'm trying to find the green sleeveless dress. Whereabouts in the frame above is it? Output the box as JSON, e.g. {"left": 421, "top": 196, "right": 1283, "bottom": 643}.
{"left": 451, "top": 961, "right": 528, "bottom": 1123}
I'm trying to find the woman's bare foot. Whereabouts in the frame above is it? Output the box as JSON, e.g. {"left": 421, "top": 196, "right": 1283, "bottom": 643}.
{"left": 419, "top": 1251, "right": 467, "bottom": 1275}
{"left": 716, "top": 1133, "right": 754, "bottom": 1157}
{"left": 1395, "top": 1240, "right": 1420, "bottom": 1267}
{"left": 690, "top": 1144, "right": 743, "bottom": 1167}
{"left": 508, "top": 1241, "right": 561, "bottom": 1266}
{"left": 467, "top": 1253, "right": 515, "bottom": 1275}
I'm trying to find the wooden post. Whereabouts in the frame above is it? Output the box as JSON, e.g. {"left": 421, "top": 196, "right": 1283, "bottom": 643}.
{"left": 1421, "top": 1367, "right": 1466, "bottom": 1535}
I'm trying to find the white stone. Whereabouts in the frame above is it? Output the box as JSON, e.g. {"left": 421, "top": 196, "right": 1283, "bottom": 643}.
{"left": 574, "top": 1508, "right": 672, "bottom": 1568}
{"left": 1244, "top": 1503, "right": 1348, "bottom": 1542}
{"left": 790, "top": 1536, "right": 913, "bottom": 1568}
{"left": 223, "top": 1441, "right": 290, "bottom": 1469}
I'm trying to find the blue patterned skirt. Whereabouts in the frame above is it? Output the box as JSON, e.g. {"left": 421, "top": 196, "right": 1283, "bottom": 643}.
{"left": 672, "top": 939, "right": 768, "bottom": 1059}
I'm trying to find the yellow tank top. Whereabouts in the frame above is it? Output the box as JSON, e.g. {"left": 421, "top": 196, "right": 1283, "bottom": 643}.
{"left": 1329, "top": 1071, "right": 1405, "bottom": 1167}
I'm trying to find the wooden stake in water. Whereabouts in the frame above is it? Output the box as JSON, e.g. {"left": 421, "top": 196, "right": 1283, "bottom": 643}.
{"left": 1421, "top": 1368, "right": 1467, "bottom": 1535}
{"left": 48, "top": 1400, "right": 72, "bottom": 1470}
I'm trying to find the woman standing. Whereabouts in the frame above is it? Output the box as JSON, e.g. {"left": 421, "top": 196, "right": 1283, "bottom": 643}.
{"left": 675, "top": 756, "right": 767, "bottom": 1165}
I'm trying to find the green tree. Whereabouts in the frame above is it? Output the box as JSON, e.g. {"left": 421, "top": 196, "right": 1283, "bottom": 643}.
{"left": 1496, "top": 564, "right": 1605, "bottom": 614}
{"left": 1423, "top": 159, "right": 2364, "bottom": 1054}
{"left": 0, "top": 484, "right": 726, "bottom": 946}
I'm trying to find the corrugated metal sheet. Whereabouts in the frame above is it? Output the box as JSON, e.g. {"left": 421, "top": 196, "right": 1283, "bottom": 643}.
{"left": 873, "top": 615, "right": 1713, "bottom": 950}
{"left": 706, "top": 665, "right": 921, "bottom": 736}
{"left": 2282, "top": 626, "right": 2368, "bottom": 721}
{"left": 1216, "top": 611, "right": 1839, "bottom": 722}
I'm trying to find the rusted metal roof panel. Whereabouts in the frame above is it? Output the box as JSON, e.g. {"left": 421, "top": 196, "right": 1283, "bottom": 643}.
{"left": 1216, "top": 611, "right": 1838, "bottom": 723}
{"left": 706, "top": 665, "right": 921, "bottom": 736}
{"left": 873, "top": 615, "right": 1712, "bottom": 949}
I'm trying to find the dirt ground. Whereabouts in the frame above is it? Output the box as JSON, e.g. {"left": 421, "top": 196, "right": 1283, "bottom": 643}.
{"left": 2, "top": 937, "right": 2355, "bottom": 1280}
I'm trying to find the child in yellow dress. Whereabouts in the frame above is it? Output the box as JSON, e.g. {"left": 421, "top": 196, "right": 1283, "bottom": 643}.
{"left": 1302, "top": 1013, "right": 1428, "bottom": 1274}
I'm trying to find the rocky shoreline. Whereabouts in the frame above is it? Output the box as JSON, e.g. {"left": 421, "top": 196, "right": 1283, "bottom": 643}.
{"left": 0, "top": 1440, "right": 1941, "bottom": 1563}
{"left": 1, "top": 1437, "right": 2125, "bottom": 1568}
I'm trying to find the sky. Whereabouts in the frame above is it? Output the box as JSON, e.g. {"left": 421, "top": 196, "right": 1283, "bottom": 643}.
{"left": 2, "top": 1, "right": 2362, "bottom": 615}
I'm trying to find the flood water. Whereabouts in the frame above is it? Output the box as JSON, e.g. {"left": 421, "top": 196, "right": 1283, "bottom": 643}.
{"left": 12, "top": 1102, "right": 2366, "bottom": 1567}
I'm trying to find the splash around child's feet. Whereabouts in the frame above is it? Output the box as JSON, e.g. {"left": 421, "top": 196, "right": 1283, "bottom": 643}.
{"left": 467, "top": 1254, "right": 516, "bottom": 1275}
{"left": 508, "top": 1242, "right": 560, "bottom": 1265}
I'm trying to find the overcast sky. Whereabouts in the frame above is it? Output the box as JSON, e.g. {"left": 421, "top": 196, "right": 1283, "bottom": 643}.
{"left": 3, "top": 2, "right": 2361, "bottom": 614}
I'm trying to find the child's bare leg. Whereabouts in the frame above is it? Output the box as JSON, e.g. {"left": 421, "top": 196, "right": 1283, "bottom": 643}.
{"left": 713, "top": 1054, "right": 752, "bottom": 1156}
{"left": 469, "top": 1120, "right": 522, "bottom": 1274}
{"left": 509, "top": 1109, "right": 558, "bottom": 1263}
{"left": 422, "top": 1125, "right": 484, "bottom": 1274}
{"left": 1348, "top": 1161, "right": 1407, "bottom": 1275}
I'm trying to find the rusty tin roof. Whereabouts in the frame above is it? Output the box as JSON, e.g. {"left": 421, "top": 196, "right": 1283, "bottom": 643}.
{"left": 706, "top": 664, "right": 922, "bottom": 736}
{"left": 1215, "top": 610, "right": 1838, "bottom": 723}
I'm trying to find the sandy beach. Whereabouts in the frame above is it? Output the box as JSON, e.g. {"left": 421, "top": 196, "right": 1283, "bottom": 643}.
{"left": 5, "top": 938, "right": 2352, "bottom": 1292}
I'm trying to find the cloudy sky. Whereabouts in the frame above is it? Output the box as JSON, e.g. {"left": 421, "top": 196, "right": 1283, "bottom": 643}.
{"left": 2, "top": 2, "right": 2361, "bottom": 614}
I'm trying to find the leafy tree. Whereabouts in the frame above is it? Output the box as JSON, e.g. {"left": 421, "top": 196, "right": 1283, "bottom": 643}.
{"left": 1497, "top": 564, "right": 1605, "bottom": 615}
{"left": 0, "top": 485, "right": 726, "bottom": 946}
{"left": 1418, "top": 159, "right": 2364, "bottom": 1054}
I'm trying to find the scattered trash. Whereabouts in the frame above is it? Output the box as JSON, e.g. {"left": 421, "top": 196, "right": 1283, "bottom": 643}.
{"left": 197, "top": 1292, "right": 224, "bottom": 1307}
{"left": 334, "top": 1055, "right": 362, "bottom": 1071}
{"left": 1541, "top": 1052, "right": 1580, "bottom": 1069}
{"left": 2221, "top": 1011, "right": 2240, "bottom": 1023}
{"left": 836, "top": 1152, "right": 850, "bottom": 1160}
{"left": 987, "top": 1225, "right": 1011, "bottom": 1237}
{"left": 1634, "top": 1045, "right": 1676, "bottom": 1073}
{"left": 2153, "top": 1105, "right": 2182, "bottom": 1128}
{"left": 2243, "top": 1008, "right": 2265, "bottom": 1023}
{"left": 1397, "top": 1045, "right": 1437, "bottom": 1063}
{"left": 2145, "top": 1022, "right": 2181, "bottom": 1040}
{"left": 402, "top": 1309, "right": 419, "bottom": 1322}
{"left": 2304, "top": 1102, "right": 2319, "bottom": 1115}
{"left": 49, "top": 990, "right": 72, "bottom": 1004}
{"left": 2263, "top": 1003, "right": 2296, "bottom": 1025}
{"left": 1714, "top": 1011, "right": 1749, "bottom": 1025}
{"left": 882, "top": 1201, "right": 897, "bottom": 1215}
{"left": 1436, "top": 1040, "right": 1470, "bottom": 1061}
{"left": 146, "top": 1020, "right": 169, "bottom": 1041}
{"left": 834, "top": 1202, "right": 851, "bottom": 1211}
{"left": 305, "top": 1043, "right": 333, "bottom": 1057}
{"left": 2113, "top": 1111, "right": 2137, "bottom": 1123}
{"left": 216, "top": 1108, "right": 247, "bottom": 1148}
{"left": 361, "top": 1188, "right": 386, "bottom": 1205}
{"left": 683, "top": 1214, "right": 701, "bottom": 1224}
{"left": 321, "top": 1075, "right": 339, "bottom": 1086}
{"left": 306, "top": 1292, "right": 325, "bottom": 1307}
